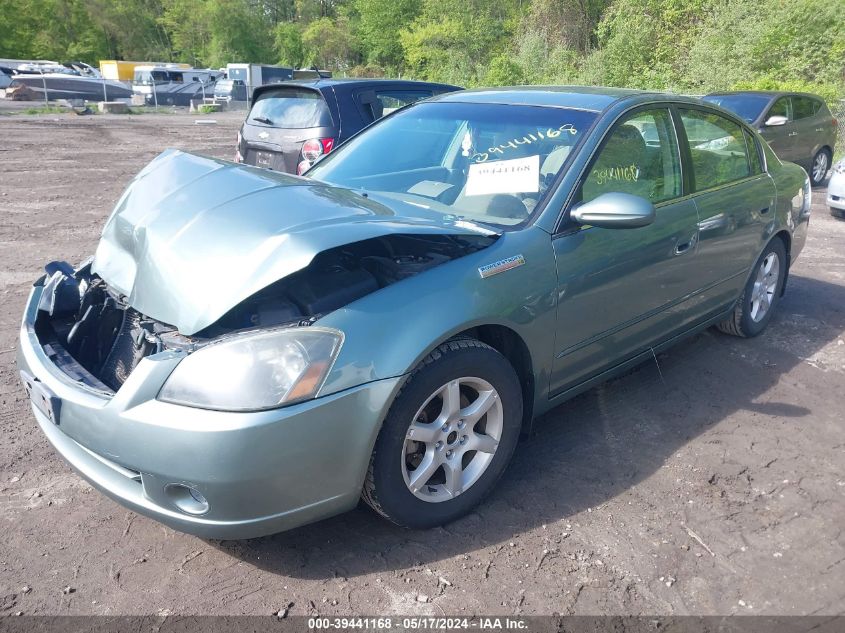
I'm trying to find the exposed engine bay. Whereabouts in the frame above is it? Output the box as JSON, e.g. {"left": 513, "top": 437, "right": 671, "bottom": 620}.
{"left": 34, "top": 233, "right": 495, "bottom": 393}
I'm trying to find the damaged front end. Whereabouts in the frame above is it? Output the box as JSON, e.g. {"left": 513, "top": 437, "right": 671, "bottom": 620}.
{"left": 33, "top": 260, "right": 181, "bottom": 393}
{"left": 30, "top": 150, "right": 500, "bottom": 395}
{"left": 34, "top": 231, "right": 494, "bottom": 395}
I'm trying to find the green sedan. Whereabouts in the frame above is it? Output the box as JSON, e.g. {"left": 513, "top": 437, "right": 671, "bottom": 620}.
{"left": 18, "top": 87, "right": 810, "bottom": 538}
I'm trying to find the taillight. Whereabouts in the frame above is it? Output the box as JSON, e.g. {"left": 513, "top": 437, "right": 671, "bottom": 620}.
{"left": 234, "top": 131, "right": 242, "bottom": 163}
{"left": 301, "top": 139, "right": 323, "bottom": 162}
{"left": 833, "top": 118, "right": 839, "bottom": 128}
{"left": 298, "top": 138, "right": 334, "bottom": 175}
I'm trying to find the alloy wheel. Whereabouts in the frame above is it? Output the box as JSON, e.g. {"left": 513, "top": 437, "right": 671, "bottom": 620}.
{"left": 749, "top": 252, "right": 780, "bottom": 322}
{"left": 813, "top": 152, "right": 829, "bottom": 184}
{"left": 401, "top": 377, "right": 503, "bottom": 502}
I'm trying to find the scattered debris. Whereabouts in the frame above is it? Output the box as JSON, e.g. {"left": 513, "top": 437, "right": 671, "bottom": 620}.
{"left": 275, "top": 602, "right": 294, "bottom": 619}
{"left": 62, "top": 586, "right": 75, "bottom": 595}
{"left": 682, "top": 524, "right": 715, "bottom": 557}
{"left": 438, "top": 576, "right": 452, "bottom": 587}
{"left": 177, "top": 550, "right": 202, "bottom": 573}
{"left": 416, "top": 594, "right": 429, "bottom": 603}
{"left": 20, "top": 586, "right": 31, "bottom": 594}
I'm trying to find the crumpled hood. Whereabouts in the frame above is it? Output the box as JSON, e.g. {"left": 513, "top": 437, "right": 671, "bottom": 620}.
{"left": 92, "top": 150, "right": 495, "bottom": 335}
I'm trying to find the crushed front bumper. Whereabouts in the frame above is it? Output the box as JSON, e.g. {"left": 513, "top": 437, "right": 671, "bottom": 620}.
{"left": 17, "top": 282, "right": 401, "bottom": 539}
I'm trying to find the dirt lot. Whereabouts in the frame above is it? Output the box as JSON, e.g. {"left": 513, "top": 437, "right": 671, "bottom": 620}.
{"left": 0, "top": 112, "right": 843, "bottom": 617}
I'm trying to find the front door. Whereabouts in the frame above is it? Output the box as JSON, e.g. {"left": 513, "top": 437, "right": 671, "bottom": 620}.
{"left": 760, "top": 96, "right": 801, "bottom": 164}
{"left": 549, "top": 107, "right": 701, "bottom": 397}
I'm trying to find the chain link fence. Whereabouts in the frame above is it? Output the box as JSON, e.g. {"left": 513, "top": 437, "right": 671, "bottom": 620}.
{"left": 833, "top": 99, "right": 845, "bottom": 161}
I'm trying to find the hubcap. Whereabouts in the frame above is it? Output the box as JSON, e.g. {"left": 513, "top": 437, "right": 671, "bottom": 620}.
{"left": 749, "top": 252, "right": 779, "bottom": 322}
{"left": 813, "top": 153, "right": 828, "bottom": 183}
{"left": 401, "top": 377, "right": 503, "bottom": 502}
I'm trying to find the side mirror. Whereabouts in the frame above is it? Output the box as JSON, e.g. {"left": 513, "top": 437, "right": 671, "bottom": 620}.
{"left": 764, "top": 115, "right": 788, "bottom": 126}
{"left": 571, "top": 192, "right": 655, "bottom": 229}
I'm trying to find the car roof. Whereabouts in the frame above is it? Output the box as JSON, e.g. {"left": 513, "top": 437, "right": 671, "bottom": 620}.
{"left": 706, "top": 90, "right": 823, "bottom": 100}
{"left": 430, "top": 86, "right": 662, "bottom": 112}
{"left": 251, "top": 78, "right": 461, "bottom": 100}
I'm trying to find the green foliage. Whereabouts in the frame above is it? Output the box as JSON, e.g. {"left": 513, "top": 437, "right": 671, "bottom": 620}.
{"left": 274, "top": 22, "right": 305, "bottom": 67}
{"left": 0, "top": 0, "right": 841, "bottom": 109}
{"left": 354, "top": 0, "right": 420, "bottom": 70}
{"left": 302, "top": 16, "right": 358, "bottom": 70}
{"left": 401, "top": 0, "right": 521, "bottom": 86}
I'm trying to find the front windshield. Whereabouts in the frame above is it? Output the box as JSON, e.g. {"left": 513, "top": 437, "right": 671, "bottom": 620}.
{"left": 308, "top": 102, "right": 597, "bottom": 226}
{"left": 701, "top": 94, "right": 771, "bottom": 123}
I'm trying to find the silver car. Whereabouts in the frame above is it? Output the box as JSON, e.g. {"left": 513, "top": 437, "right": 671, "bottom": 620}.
{"left": 703, "top": 91, "right": 838, "bottom": 186}
{"left": 828, "top": 158, "right": 845, "bottom": 218}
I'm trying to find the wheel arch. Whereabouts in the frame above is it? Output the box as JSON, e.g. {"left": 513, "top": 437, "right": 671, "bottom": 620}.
{"left": 773, "top": 229, "right": 792, "bottom": 296}
{"left": 451, "top": 324, "right": 536, "bottom": 433}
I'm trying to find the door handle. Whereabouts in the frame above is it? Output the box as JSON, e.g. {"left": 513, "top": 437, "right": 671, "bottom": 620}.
{"left": 815, "top": 128, "right": 825, "bottom": 133}
{"left": 674, "top": 233, "right": 697, "bottom": 255}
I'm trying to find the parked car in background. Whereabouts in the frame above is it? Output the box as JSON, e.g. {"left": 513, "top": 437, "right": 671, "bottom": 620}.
{"left": 133, "top": 65, "right": 223, "bottom": 106}
{"left": 703, "top": 91, "right": 838, "bottom": 186}
{"left": 828, "top": 158, "right": 845, "bottom": 218}
{"left": 213, "top": 78, "right": 247, "bottom": 102}
{"left": 236, "top": 78, "right": 461, "bottom": 174}
{"left": 0, "top": 66, "right": 12, "bottom": 89}
{"left": 19, "top": 87, "right": 810, "bottom": 538}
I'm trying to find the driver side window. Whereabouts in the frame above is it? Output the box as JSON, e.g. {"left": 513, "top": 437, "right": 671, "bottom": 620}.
{"left": 768, "top": 97, "right": 792, "bottom": 121}
{"left": 580, "top": 109, "right": 681, "bottom": 205}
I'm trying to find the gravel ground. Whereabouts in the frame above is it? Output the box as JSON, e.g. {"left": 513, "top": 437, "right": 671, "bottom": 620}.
{"left": 0, "top": 112, "right": 843, "bottom": 617}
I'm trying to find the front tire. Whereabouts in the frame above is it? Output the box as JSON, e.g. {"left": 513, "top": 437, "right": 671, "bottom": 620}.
{"left": 362, "top": 338, "right": 522, "bottom": 529}
{"left": 810, "top": 149, "right": 831, "bottom": 186}
{"left": 717, "top": 238, "right": 787, "bottom": 338}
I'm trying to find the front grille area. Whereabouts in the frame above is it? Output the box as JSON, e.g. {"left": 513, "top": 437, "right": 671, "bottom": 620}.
{"left": 35, "top": 272, "right": 161, "bottom": 393}
{"left": 99, "top": 308, "right": 151, "bottom": 390}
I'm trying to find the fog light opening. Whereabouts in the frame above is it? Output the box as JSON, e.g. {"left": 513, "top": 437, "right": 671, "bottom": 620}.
{"left": 165, "top": 483, "right": 209, "bottom": 515}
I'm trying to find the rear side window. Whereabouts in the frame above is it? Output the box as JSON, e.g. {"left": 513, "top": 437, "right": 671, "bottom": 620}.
{"left": 679, "top": 109, "right": 751, "bottom": 190}
{"left": 376, "top": 90, "right": 432, "bottom": 117}
{"left": 744, "top": 130, "right": 763, "bottom": 174}
{"left": 249, "top": 88, "right": 333, "bottom": 129}
{"left": 581, "top": 108, "right": 682, "bottom": 205}
{"left": 359, "top": 89, "right": 434, "bottom": 121}
{"left": 792, "top": 96, "right": 820, "bottom": 119}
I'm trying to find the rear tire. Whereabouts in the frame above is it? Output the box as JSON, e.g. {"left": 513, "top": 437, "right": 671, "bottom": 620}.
{"left": 362, "top": 338, "right": 522, "bottom": 529}
{"left": 810, "top": 149, "right": 831, "bottom": 186}
{"left": 717, "top": 238, "right": 787, "bottom": 338}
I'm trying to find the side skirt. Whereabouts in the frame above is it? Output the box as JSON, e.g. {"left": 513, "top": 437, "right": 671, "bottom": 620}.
{"left": 536, "top": 304, "right": 736, "bottom": 419}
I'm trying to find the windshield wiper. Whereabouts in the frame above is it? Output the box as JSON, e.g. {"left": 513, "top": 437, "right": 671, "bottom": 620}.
{"left": 251, "top": 115, "right": 273, "bottom": 125}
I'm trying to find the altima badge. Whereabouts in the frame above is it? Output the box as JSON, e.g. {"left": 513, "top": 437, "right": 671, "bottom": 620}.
{"left": 478, "top": 254, "right": 525, "bottom": 278}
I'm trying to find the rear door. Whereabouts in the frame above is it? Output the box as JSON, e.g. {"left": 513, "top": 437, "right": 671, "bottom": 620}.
{"left": 678, "top": 106, "right": 776, "bottom": 313}
{"left": 791, "top": 95, "right": 823, "bottom": 168}
{"left": 550, "top": 106, "right": 701, "bottom": 396}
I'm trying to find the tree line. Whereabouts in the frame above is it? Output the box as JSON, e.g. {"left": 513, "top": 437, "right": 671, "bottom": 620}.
{"left": 1, "top": 0, "right": 843, "bottom": 103}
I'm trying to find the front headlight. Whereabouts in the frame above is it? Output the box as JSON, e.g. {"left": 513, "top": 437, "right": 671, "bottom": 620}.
{"left": 158, "top": 327, "right": 343, "bottom": 411}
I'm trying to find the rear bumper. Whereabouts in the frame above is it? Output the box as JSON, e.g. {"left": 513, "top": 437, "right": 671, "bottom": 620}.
{"left": 18, "top": 283, "right": 401, "bottom": 539}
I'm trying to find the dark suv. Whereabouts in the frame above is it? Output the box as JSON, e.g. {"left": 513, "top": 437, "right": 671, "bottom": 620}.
{"left": 703, "top": 91, "right": 838, "bottom": 185}
{"left": 236, "top": 78, "right": 461, "bottom": 174}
